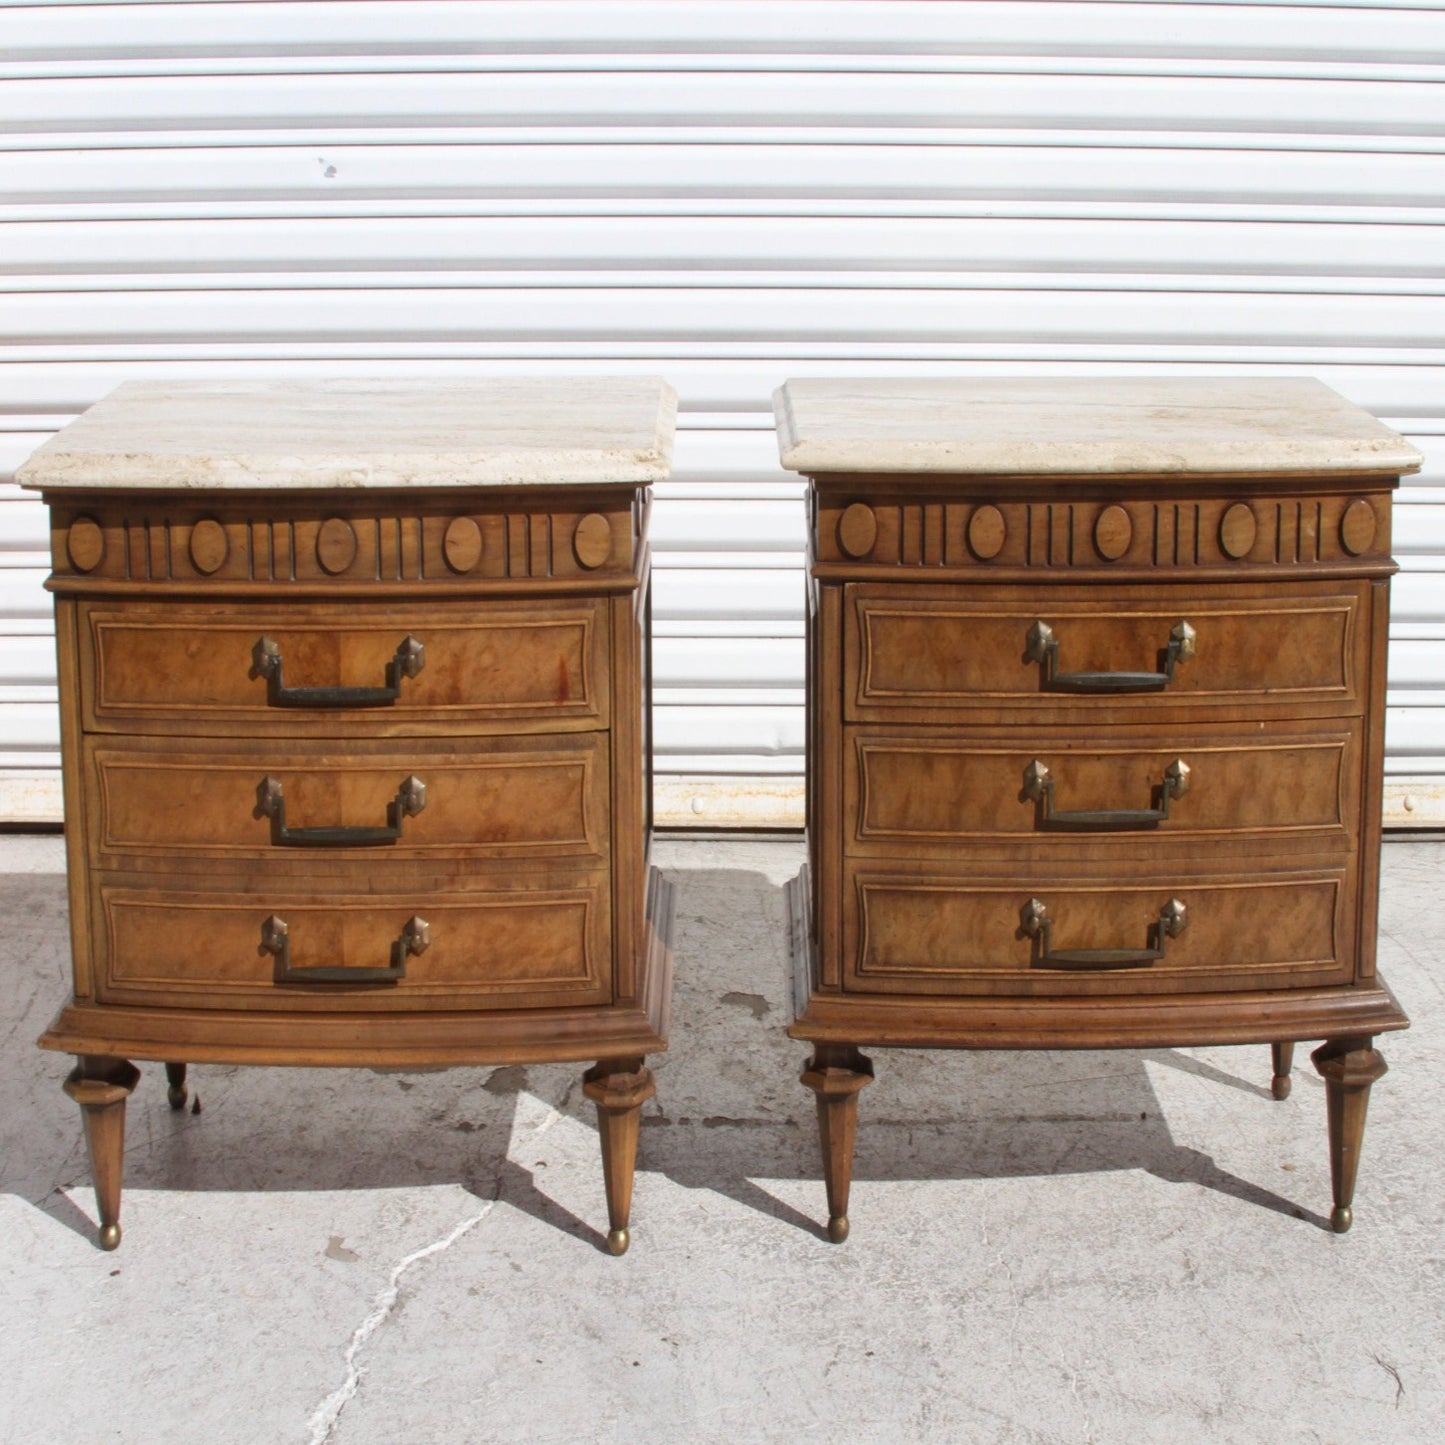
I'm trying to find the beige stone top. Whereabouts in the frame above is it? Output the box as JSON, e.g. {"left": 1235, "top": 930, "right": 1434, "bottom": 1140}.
{"left": 774, "top": 377, "right": 1421, "bottom": 477}
{"left": 18, "top": 377, "right": 678, "bottom": 490}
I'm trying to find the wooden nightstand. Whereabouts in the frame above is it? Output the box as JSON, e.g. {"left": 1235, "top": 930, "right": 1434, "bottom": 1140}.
{"left": 775, "top": 376, "right": 1421, "bottom": 1242}
{"left": 19, "top": 378, "right": 677, "bottom": 1254}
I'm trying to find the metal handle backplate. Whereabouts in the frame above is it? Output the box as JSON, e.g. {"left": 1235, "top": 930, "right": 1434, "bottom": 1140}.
{"left": 256, "top": 774, "right": 426, "bottom": 847}
{"left": 1026, "top": 620, "right": 1195, "bottom": 693}
{"left": 260, "top": 913, "right": 429, "bottom": 984}
{"left": 1021, "top": 896, "right": 1187, "bottom": 970}
{"left": 1022, "top": 758, "right": 1190, "bottom": 831}
{"left": 250, "top": 635, "right": 424, "bottom": 709}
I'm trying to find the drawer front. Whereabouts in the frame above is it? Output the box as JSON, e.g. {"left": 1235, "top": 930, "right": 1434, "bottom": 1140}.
{"left": 93, "top": 877, "right": 612, "bottom": 1011}
{"left": 80, "top": 598, "right": 608, "bottom": 734}
{"left": 85, "top": 733, "right": 608, "bottom": 868}
{"left": 846, "top": 723, "right": 1359, "bottom": 857}
{"left": 845, "top": 582, "right": 1364, "bottom": 724}
{"left": 843, "top": 864, "right": 1353, "bottom": 996}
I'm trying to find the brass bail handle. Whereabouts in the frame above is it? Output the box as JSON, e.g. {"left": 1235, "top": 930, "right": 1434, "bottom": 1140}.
{"left": 1021, "top": 896, "right": 1188, "bottom": 970}
{"left": 250, "top": 634, "right": 424, "bottom": 708}
{"left": 1026, "top": 619, "right": 1196, "bottom": 693}
{"left": 261, "top": 913, "right": 429, "bottom": 984}
{"left": 1022, "top": 758, "right": 1190, "bottom": 830}
{"left": 256, "top": 774, "right": 427, "bottom": 847}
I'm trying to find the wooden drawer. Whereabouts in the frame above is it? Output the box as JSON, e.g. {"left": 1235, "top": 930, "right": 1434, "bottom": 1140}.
{"left": 79, "top": 598, "right": 608, "bottom": 735}
{"left": 84, "top": 733, "right": 608, "bottom": 870}
{"left": 91, "top": 875, "right": 612, "bottom": 1011}
{"left": 845, "top": 581, "right": 1365, "bottom": 724}
{"left": 843, "top": 863, "right": 1354, "bottom": 997}
{"left": 845, "top": 722, "right": 1359, "bottom": 858}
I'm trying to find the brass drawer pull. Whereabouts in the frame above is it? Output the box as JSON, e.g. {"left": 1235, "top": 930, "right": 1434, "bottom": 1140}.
{"left": 1022, "top": 758, "right": 1190, "bottom": 831}
{"left": 1026, "top": 619, "right": 1195, "bottom": 693}
{"left": 1021, "top": 896, "right": 1187, "bottom": 970}
{"left": 256, "top": 774, "right": 426, "bottom": 847}
{"left": 250, "top": 634, "right": 424, "bottom": 708}
{"left": 260, "top": 913, "right": 429, "bottom": 984}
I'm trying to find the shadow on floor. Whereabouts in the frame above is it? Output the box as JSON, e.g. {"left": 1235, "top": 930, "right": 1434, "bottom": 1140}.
{"left": 2, "top": 867, "right": 1336, "bottom": 1252}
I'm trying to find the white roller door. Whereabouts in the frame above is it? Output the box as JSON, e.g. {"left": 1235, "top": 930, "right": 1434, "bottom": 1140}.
{"left": 2, "top": 0, "right": 1443, "bottom": 826}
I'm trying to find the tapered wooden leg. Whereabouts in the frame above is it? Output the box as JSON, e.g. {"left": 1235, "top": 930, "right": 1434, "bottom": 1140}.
{"left": 164, "top": 1062, "right": 188, "bottom": 1111}
{"left": 1311, "top": 1036, "right": 1388, "bottom": 1234}
{"left": 582, "top": 1057, "right": 656, "bottom": 1257}
{"left": 63, "top": 1055, "right": 141, "bottom": 1250}
{"left": 1271, "top": 1041, "right": 1295, "bottom": 1100}
{"left": 800, "top": 1044, "right": 874, "bottom": 1243}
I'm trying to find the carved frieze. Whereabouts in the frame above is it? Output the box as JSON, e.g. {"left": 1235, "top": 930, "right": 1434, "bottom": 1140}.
{"left": 51, "top": 497, "right": 641, "bottom": 586}
{"left": 812, "top": 491, "right": 1393, "bottom": 571}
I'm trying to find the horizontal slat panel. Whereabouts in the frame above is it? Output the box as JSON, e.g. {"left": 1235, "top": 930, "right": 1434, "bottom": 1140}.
{"left": 658, "top": 552, "right": 799, "bottom": 572}
{"left": 6, "top": 153, "right": 1445, "bottom": 213}
{"left": 649, "top": 501, "right": 803, "bottom": 552}
{"left": 1385, "top": 705, "right": 1445, "bottom": 757}
{"left": 7, "top": 286, "right": 1440, "bottom": 345}
{"left": 652, "top": 618, "right": 804, "bottom": 639}
{"left": 654, "top": 704, "right": 805, "bottom": 756}
{"left": 1391, "top": 498, "right": 1445, "bottom": 552}
{"left": 6, "top": 3, "right": 1443, "bottom": 60}
{"left": 1390, "top": 640, "right": 1445, "bottom": 689}
{"left": 14, "top": 58, "right": 1445, "bottom": 85}
{"left": 0, "top": 570, "right": 50, "bottom": 617}
{"left": 0, "top": 701, "right": 61, "bottom": 749}
{"left": 0, "top": 504, "right": 49, "bottom": 550}
{"left": 10, "top": 270, "right": 1445, "bottom": 301}
{"left": 1393, "top": 572, "right": 1445, "bottom": 624}
{"left": 654, "top": 637, "right": 803, "bottom": 688}
{"left": 655, "top": 688, "right": 802, "bottom": 707}
{"left": 5, "top": 72, "right": 1441, "bottom": 137}
{"left": 653, "top": 569, "right": 801, "bottom": 621}
{"left": 0, "top": 636, "right": 57, "bottom": 686}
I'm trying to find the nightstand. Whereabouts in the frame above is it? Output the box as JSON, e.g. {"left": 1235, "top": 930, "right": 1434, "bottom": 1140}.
{"left": 775, "top": 376, "right": 1420, "bottom": 1242}
{"left": 20, "top": 378, "right": 676, "bottom": 1255}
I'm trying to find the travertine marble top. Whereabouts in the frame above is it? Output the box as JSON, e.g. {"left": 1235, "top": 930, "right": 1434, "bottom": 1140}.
{"left": 774, "top": 377, "right": 1421, "bottom": 477}
{"left": 18, "top": 378, "right": 678, "bottom": 490}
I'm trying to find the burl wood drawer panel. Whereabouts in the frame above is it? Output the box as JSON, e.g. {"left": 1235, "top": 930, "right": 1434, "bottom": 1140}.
{"left": 78, "top": 598, "right": 608, "bottom": 735}
{"left": 845, "top": 723, "right": 1360, "bottom": 857}
{"left": 844, "top": 581, "right": 1365, "bottom": 724}
{"left": 843, "top": 866, "right": 1354, "bottom": 997}
{"left": 84, "top": 733, "right": 609, "bottom": 869}
{"left": 92, "top": 878, "right": 612, "bottom": 1011}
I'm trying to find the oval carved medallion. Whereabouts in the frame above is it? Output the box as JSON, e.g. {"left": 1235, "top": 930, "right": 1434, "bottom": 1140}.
{"left": 1218, "top": 502, "right": 1258, "bottom": 560}
{"left": 66, "top": 516, "right": 105, "bottom": 573}
{"left": 1093, "top": 504, "right": 1133, "bottom": 561}
{"left": 1340, "top": 498, "right": 1378, "bottom": 556}
{"left": 316, "top": 516, "right": 358, "bottom": 575}
{"left": 443, "top": 516, "right": 484, "bottom": 573}
{"left": 189, "top": 517, "right": 229, "bottom": 574}
{"left": 836, "top": 503, "right": 878, "bottom": 559}
{"left": 966, "top": 504, "right": 1007, "bottom": 560}
{"left": 573, "top": 513, "right": 613, "bottom": 569}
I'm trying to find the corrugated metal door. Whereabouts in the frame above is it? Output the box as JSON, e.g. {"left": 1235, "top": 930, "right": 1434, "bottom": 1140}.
{"left": 3, "top": 1, "right": 1443, "bottom": 826}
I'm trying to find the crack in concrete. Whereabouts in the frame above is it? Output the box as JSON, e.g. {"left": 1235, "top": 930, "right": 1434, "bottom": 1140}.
{"left": 305, "top": 1194, "right": 499, "bottom": 1445}
{"left": 304, "top": 1086, "right": 574, "bottom": 1442}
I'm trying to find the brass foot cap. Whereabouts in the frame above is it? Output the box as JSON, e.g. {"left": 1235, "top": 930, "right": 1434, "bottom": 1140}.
{"left": 1271, "top": 1074, "right": 1292, "bottom": 1101}
{"left": 98, "top": 1223, "right": 121, "bottom": 1251}
{"left": 1331, "top": 1206, "right": 1353, "bottom": 1234}
{"left": 167, "top": 1085, "right": 188, "bottom": 1110}
{"left": 827, "top": 1214, "right": 849, "bottom": 1244}
{"left": 607, "top": 1228, "right": 630, "bottom": 1256}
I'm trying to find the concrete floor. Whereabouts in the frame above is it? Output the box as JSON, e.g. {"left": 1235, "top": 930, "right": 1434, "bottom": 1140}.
{"left": 0, "top": 833, "right": 1441, "bottom": 1444}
